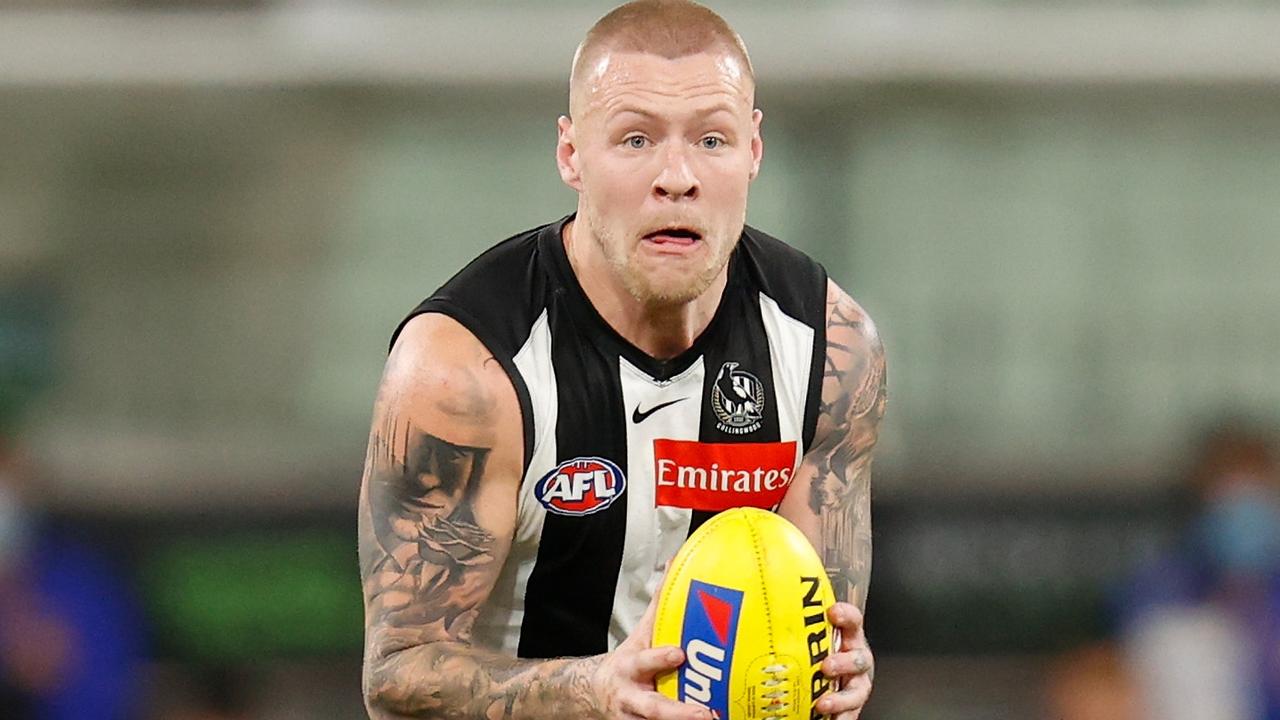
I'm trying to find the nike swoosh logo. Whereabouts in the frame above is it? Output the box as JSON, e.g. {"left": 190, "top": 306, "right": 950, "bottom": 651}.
{"left": 631, "top": 397, "right": 688, "bottom": 424}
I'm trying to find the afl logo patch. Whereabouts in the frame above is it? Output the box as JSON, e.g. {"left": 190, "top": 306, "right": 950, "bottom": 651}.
{"left": 534, "top": 457, "right": 626, "bottom": 516}
{"left": 711, "top": 362, "right": 764, "bottom": 435}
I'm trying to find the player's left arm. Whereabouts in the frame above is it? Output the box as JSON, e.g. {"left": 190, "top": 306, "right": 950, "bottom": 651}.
{"left": 777, "top": 278, "right": 886, "bottom": 720}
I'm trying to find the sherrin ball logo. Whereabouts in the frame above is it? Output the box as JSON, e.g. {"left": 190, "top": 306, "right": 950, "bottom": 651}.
{"left": 655, "top": 508, "right": 837, "bottom": 720}
{"left": 534, "top": 456, "right": 626, "bottom": 516}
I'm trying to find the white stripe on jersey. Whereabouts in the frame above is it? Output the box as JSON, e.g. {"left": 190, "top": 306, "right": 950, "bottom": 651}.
{"left": 759, "top": 292, "right": 817, "bottom": 476}
{"left": 610, "top": 356, "right": 705, "bottom": 649}
{"left": 472, "top": 309, "right": 554, "bottom": 653}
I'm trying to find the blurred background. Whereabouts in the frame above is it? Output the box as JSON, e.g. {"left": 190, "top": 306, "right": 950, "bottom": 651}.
{"left": 3, "top": 1, "right": 1280, "bottom": 719}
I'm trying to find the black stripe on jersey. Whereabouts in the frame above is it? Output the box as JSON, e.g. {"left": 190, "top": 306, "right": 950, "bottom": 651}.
{"left": 393, "top": 224, "right": 554, "bottom": 474}
{"left": 801, "top": 275, "right": 827, "bottom": 452}
{"left": 688, "top": 288, "right": 782, "bottom": 537}
{"left": 517, "top": 305, "right": 629, "bottom": 659}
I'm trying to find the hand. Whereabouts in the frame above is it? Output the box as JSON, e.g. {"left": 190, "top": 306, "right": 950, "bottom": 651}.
{"left": 594, "top": 589, "right": 711, "bottom": 720}
{"left": 816, "top": 602, "right": 874, "bottom": 720}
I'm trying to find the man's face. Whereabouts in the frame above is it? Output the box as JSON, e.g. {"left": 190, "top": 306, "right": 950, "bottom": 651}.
{"left": 559, "top": 50, "right": 763, "bottom": 305}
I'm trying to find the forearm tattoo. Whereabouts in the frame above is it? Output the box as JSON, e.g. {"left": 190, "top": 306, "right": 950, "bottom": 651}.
{"left": 807, "top": 286, "right": 886, "bottom": 611}
{"left": 364, "top": 638, "right": 604, "bottom": 720}
{"left": 359, "top": 355, "right": 606, "bottom": 720}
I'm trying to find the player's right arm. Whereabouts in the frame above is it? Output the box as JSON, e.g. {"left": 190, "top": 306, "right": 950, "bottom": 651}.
{"left": 359, "top": 313, "right": 707, "bottom": 720}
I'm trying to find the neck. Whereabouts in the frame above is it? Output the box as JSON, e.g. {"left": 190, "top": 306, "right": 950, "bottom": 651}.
{"left": 564, "top": 219, "right": 728, "bottom": 360}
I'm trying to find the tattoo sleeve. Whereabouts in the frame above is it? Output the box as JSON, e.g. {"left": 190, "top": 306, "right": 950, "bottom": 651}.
{"left": 358, "top": 328, "right": 606, "bottom": 720}
{"left": 361, "top": 413, "right": 496, "bottom": 649}
{"left": 782, "top": 281, "right": 886, "bottom": 611}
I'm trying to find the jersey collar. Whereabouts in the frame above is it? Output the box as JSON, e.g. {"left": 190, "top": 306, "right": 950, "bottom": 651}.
{"left": 539, "top": 213, "right": 744, "bottom": 383}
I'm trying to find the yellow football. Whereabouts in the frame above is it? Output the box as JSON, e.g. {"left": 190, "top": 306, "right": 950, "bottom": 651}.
{"left": 654, "top": 507, "right": 836, "bottom": 720}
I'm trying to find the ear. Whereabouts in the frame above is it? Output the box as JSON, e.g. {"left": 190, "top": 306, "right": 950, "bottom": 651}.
{"left": 749, "top": 109, "right": 764, "bottom": 181}
{"left": 556, "top": 115, "right": 583, "bottom": 192}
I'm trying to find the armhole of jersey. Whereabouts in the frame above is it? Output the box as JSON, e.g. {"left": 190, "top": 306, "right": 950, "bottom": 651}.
{"left": 390, "top": 300, "right": 536, "bottom": 475}
{"left": 801, "top": 268, "right": 829, "bottom": 453}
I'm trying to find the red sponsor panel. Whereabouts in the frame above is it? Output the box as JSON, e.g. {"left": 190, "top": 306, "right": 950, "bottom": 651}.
{"left": 653, "top": 439, "right": 797, "bottom": 511}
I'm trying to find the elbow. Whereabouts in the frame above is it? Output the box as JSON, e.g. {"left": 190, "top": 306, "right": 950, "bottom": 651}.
{"left": 362, "top": 660, "right": 414, "bottom": 719}
{"left": 362, "top": 645, "right": 446, "bottom": 720}
{"left": 362, "top": 660, "right": 395, "bottom": 718}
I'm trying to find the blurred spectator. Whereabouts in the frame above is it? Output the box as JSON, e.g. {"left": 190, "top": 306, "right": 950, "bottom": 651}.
{"left": 1115, "top": 421, "right": 1280, "bottom": 720}
{"left": 1044, "top": 642, "right": 1141, "bottom": 720}
{"left": 0, "top": 435, "right": 145, "bottom": 720}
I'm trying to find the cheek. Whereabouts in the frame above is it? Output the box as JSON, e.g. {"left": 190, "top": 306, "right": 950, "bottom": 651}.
{"left": 587, "top": 181, "right": 652, "bottom": 234}
{"left": 584, "top": 158, "right": 649, "bottom": 202}
{"left": 704, "top": 176, "right": 752, "bottom": 218}
{"left": 703, "top": 154, "right": 754, "bottom": 193}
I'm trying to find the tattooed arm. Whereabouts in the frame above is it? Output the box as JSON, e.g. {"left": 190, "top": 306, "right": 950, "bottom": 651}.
{"left": 777, "top": 279, "right": 886, "bottom": 720}
{"left": 359, "top": 314, "right": 706, "bottom": 720}
{"left": 779, "top": 279, "right": 885, "bottom": 609}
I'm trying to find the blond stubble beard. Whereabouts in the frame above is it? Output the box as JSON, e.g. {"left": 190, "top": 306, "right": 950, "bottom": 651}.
{"left": 583, "top": 205, "right": 742, "bottom": 307}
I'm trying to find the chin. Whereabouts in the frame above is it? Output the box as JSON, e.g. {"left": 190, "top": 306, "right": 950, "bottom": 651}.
{"left": 640, "top": 286, "right": 703, "bottom": 306}
{"left": 626, "top": 270, "right": 716, "bottom": 306}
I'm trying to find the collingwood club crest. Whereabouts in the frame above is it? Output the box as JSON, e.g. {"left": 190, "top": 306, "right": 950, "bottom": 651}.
{"left": 711, "top": 361, "right": 765, "bottom": 434}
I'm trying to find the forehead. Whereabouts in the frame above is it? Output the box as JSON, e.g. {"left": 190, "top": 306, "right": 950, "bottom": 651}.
{"left": 577, "top": 50, "right": 753, "bottom": 120}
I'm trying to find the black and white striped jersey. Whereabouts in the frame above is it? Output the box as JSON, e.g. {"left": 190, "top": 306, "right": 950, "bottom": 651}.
{"left": 391, "top": 214, "right": 828, "bottom": 659}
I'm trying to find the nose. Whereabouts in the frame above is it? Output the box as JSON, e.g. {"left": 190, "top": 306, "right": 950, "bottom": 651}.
{"left": 652, "top": 144, "right": 699, "bottom": 202}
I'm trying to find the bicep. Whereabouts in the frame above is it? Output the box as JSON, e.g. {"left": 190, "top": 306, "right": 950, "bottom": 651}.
{"left": 777, "top": 280, "right": 886, "bottom": 609}
{"left": 358, "top": 313, "right": 523, "bottom": 656}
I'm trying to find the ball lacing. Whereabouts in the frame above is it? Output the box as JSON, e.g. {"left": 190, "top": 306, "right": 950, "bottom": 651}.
{"left": 760, "top": 664, "right": 791, "bottom": 720}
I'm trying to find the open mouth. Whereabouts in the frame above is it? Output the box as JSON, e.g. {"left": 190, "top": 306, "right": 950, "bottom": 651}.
{"left": 643, "top": 227, "right": 703, "bottom": 245}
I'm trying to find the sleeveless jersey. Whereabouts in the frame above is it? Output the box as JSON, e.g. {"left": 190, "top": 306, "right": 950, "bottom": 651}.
{"left": 391, "top": 215, "right": 828, "bottom": 659}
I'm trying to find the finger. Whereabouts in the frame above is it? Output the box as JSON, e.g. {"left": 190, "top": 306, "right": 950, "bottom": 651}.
{"left": 841, "top": 623, "right": 867, "bottom": 653}
{"left": 629, "top": 645, "right": 686, "bottom": 680}
{"left": 826, "top": 605, "right": 865, "bottom": 654}
{"left": 620, "top": 689, "right": 710, "bottom": 720}
{"left": 821, "top": 649, "right": 873, "bottom": 678}
{"left": 826, "top": 603, "right": 863, "bottom": 631}
{"left": 814, "top": 679, "right": 872, "bottom": 716}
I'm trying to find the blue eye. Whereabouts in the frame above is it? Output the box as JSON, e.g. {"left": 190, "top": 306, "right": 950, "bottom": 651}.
{"left": 625, "top": 136, "right": 648, "bottom": 149}
{"left": 701, "top": 136, "right": 724, "bottom": 150}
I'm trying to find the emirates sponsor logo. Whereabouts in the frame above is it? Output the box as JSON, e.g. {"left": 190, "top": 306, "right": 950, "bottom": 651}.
{"left": 653, "top": 439, "right": 797, "bottom": 511}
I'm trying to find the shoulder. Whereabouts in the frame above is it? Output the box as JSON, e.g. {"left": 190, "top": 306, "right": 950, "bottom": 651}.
{"left": 739, "top": 225, "right": 829, "bottom": 323}
{"left": 823, "top": 278, "right": 885, "bottom": 388}
{"left": 382, "top": 313, "right": 521, "bottom": 452}
{"left": 435, "top": 224, "right": 547, "bottom": 301}
{"left": 390, "top": 219, "right": 557, "bottom": 356}
{"left": 740, "top": 225, "right": 824, "bottom": 274}
{"left": 739, "top": 225, "right": 828, "bottom": 287}
{"left": 815, "top": 279, "right": 887, "bottom": 442}
{"left": 824, "top": 280, "right": 881, "bottom": 346}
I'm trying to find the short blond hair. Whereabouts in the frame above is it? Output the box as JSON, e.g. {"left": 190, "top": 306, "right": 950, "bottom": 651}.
{"left": 569, "top": 0, "right": 754, "bottom": 117}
